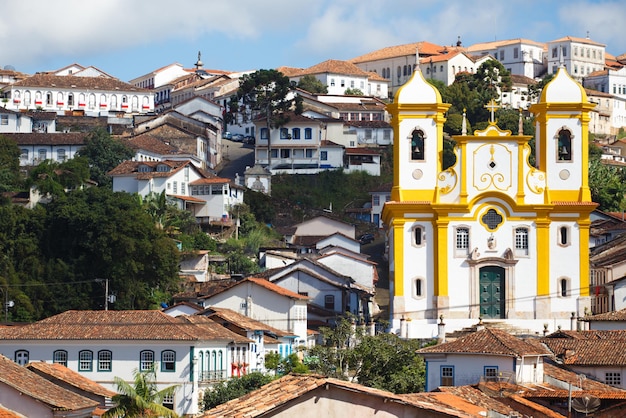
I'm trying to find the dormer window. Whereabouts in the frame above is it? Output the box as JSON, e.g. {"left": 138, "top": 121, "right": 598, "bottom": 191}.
{"left": 138, "top": 165, "right": 151, "bottom": 172}
{"left": 156, "top": 164, "right": 169, "bottom": 172}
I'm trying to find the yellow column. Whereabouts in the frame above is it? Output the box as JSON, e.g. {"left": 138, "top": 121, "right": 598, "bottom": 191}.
{"left": 435, "top": 218, "right": 449, "bottom": 296}
{"left": 536, "top": 216, "right": 551, "bottom": 296}
{"left": 578, "top": 218, "right": 591, "bottom": 297}
{"left": 392, "top": 218, "right": 405, "bottom": 297}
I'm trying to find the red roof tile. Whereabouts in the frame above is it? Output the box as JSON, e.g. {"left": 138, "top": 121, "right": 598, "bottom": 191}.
{"left": 0, "top": 354, "right": 98, "bottom": 411}
{"left": 0, "top": 310, "right": 249, "bottom": 342}
{"left": 418, "top": 328, "right": 550, "bottom": 357}
{"left": 26, "top": 362, "right": 116, "bottom": 398}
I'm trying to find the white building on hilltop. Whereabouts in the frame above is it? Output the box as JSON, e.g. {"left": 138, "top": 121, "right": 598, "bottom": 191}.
{"left": 383, "top": 63, "right": 596, "bottom": 339}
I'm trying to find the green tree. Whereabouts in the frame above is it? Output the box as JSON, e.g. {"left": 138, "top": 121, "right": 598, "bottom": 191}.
{"left": 227, "top": 69, "right": 302, "bottom": 168}
{"left": 26, "top": 157, "right": 91, "bottom": 198}
{"left": 264, "top": 352, "right": 308, "bottom": 375}
{"left": 589, "top": 155, "right": 626, "bottom": 211}
{"left": 297, "top": 74, "right": 328, "bottom": 94}
{"left": 308, "top": 316, "right": 360, "bottom": 379}
{"left": 353, "top": 333, "right": 425, "bottom": 393}
{"left": 202, "top": 372, "right": 275, "bottom": 411}
{"left": 41, "top": 187, "right": 181, "bottom": 312}
{"left": 344, "top": 88, "right": 364, "bottom": 96}
{"left": 77, "top": 127, "right": 134, "bottom": 187}
{"left": 0, "top": 135, "right": 22, "bottom": 195}
{"left": 103, "top": 367, "right": 179, "bottom": 418}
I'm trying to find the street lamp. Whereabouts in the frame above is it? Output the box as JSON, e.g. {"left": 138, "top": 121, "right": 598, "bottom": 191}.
{"left": 0, "top": 286, "right": 14, "bottom": 323}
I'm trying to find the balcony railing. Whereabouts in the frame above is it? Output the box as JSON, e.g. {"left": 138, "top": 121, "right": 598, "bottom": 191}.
{"left": 199, "top": 370, "right": 227, "bottom": 383}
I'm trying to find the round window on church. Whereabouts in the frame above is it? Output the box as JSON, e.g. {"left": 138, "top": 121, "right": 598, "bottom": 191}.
{"left": 481, "top": 208, "right": 503, "bottom": 231}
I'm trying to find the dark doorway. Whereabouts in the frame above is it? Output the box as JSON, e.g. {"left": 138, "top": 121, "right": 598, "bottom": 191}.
{"left": 479, "top": 266, "right": 505, "bottom": 319}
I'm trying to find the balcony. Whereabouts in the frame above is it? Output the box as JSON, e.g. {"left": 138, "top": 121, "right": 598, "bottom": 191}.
{"left": 199, "top": 370, "right": 227, "bottom": 383}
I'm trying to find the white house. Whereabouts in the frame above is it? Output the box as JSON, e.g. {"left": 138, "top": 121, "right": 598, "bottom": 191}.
{"left": 4, "top": 132, "right": 86, "bottom": 166}
{"left": 0, "top": 107, "right": 33, "bottom": 133}
{"left": 0, "top": 310, "right": 253, "bottom": 417}
{"left": 540, "top": 329, "right": 626, "bottom": 389}
{"left": 108, "top": 159, "right": 244, "bottom": 224}
{"left": 369, "top": 182, "right": 391, "bottom": 229}
{"left": 285, "top": 215, "right": 356, "bottom": 246}
{"left": 547, "top": 36, "right": 606, "bottom": 82}
{"left": 266, "top": 258, "right": 375, "bottom": 322}
{"left": 466, "top": 38, "right": 547, "bottom": 79}
{"left": 201, "top": 306, "right": 301, "bottom": 370}
{"left": 0, "top": 354, "right": 101, "bottom": 418}
{"left": 420, "top": 51, "right": 492, "bottom": 86}
{"left": 343, "top": 147, "right": 381, "bottom": 176}
{"left": 198, "top": 277, "right": 309, "bottom": 350}
{"left": 5, "top": 72, "right": 155, "bottom": 115}
{"left": 132, "top": 110, "right": 220, "bottom": 170}
{"left": 280, "top": 59, "right": 389, "bottom": 99}
{"left": 349, "top": 40, "right": 453, "bottom": 97}
{"left": 418, "top": 328, "right": 550, "bottom": 391}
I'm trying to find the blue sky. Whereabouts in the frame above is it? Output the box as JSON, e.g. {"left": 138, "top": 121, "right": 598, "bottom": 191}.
{"left": 1, "top": 0, "right": 625, "bottom": 82}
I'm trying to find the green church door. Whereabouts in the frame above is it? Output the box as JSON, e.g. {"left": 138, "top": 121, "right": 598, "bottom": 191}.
{"left": 479, "top": 266, "right": 505, "bottom": 319}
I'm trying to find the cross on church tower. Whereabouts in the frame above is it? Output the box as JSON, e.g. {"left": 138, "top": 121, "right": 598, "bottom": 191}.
{"left": 484, "top": 99, "right": 500, "bottom": 124}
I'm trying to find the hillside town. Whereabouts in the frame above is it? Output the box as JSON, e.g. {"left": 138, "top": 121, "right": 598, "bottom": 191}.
{"left": 1, "top": 31, "right": 626, "bottom": 418}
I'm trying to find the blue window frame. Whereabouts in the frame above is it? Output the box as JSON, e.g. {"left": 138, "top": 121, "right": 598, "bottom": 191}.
{"left": 440, "top": 365, "right": 454, "bottom": 386}
{"left": 304, "top": 128, "right": 312, "bottom": 139}
{"left": 79, "top": 350, "right": 93, "bottom": 371}
{"left": 292, "top": 128, "right": 300, "bottom": 139}
{"left": 140, "top": 350, "right": 154, "bottom": 371}
{"left": 53, "top": 350, "right": 68, "bottom": 367}
{"left": 484, "top": 366, "right": 498, "bottom": 380}
{"left": 161, "top": 350, "right": 176, "bottom": 372}
{"left": 98, "top": 350, "right": 112, "bottom": 372}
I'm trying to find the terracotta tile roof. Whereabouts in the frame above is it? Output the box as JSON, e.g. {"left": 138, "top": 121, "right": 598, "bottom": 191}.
{"left": 203, "top": 307, "right": 294, "bottom": 338}
{"left": 549, "top": 36, "right": 606, "bottom": 47}
{"left": 12, "top": 73, "right": 148, "bottom": 92}
{"left": 541, "top": 335, "right": 626, "bottom": 366}
{"left": 349, "top": 41, "right": 448, "bottom": 63}
{"left": 345, "top": 147, "right": 381, "bottom": 156}
{"left": 0, "top": 354, "right": 98, "bottom": 411}
{"left": 506, "top": 394, "right": 567, "bottom": 418}
{"left": 466, "top": 38, "right": 546, "bottom": 52}
{"left": 0, "top": 407, "right": 24, "bottom": 418}
{"left": 107, "top": 159, "right": 193, "bottom": 178}
{"left": 418, "top": 328, "right": 550, "bottom": 357}
{"left": 343, "top": 120, "right": 391, "bottom": 129}
{"left": 400, "top": 391, "right": 487, "bottom": 416}
{"left": 543, "top": 362, "right": 623, "bottom": 391}
{"left": 126, "top": 134, "right": 178, "bottom": 154}
{"left": 26, "top": 362, "right": 116, "bottom": 398}
{"left": 3, "top": 132, "right": 87, "bottom": 145}
{"left": 299, "top": 59, "right": 372, "bottom": 77}
{"left": 202, "top": 373, "right": 476, "bottom": 417}
{"left": 435, "top": 386, "right": 517, "bottom": 416}
{"left": 585, "top": 309, "right": 626, "bottom": 322}
{"left": 174, "top": 315, "right": 252, "bottom": 343}
{"left": 245, "top": 277, "right": 309, "bottom": 300}
{"left": 276, "top": 66, "right": 303, "bottom": 77}
{"left": 0, "top": 310, "right": 247, "bottom": 342}
{"left": 189, "top": 176, "right": 230, "bottom": 185}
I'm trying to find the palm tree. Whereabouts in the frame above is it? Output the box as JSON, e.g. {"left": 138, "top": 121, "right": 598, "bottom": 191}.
{"left": 103, "top": 366, "right": 179, "bottom": 418}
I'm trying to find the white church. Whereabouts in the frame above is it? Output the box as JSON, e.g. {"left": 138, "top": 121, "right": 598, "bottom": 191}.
{"left": 382, "top": 63, "right": 597, "bottom": 339}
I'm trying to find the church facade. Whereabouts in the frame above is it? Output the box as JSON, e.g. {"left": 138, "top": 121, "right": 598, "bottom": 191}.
{"left": 382, "top": 64, "right": 597, "bottom": 339}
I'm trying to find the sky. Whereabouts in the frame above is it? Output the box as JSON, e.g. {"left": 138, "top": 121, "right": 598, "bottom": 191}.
{"left": 1, "top": 0, "right": 625, "bottom": 83}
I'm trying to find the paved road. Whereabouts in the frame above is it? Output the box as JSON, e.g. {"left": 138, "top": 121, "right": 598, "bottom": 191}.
{"left": 217, "top": 139, "right": 255, "bottom": 181}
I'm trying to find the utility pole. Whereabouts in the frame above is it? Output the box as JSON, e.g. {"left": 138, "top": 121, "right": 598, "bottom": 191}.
{"left": 95, "top": 279, "right": 109, "bottom": 311}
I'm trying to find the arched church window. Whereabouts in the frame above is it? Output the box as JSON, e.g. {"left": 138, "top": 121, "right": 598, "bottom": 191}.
{"left": 410, "top": 129, "right": 425, "bottom": 160}
{"left": 412, "top": 225, "right": 424, "bottom": 247}
{"left": 559, "top": 278, "right": 570, "bottom": 297}
{"left": 558, "top": 226, "right": 571, "bottom": 247}
{"left": 557, "top": 129, "right": 572, "bottom": 161}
